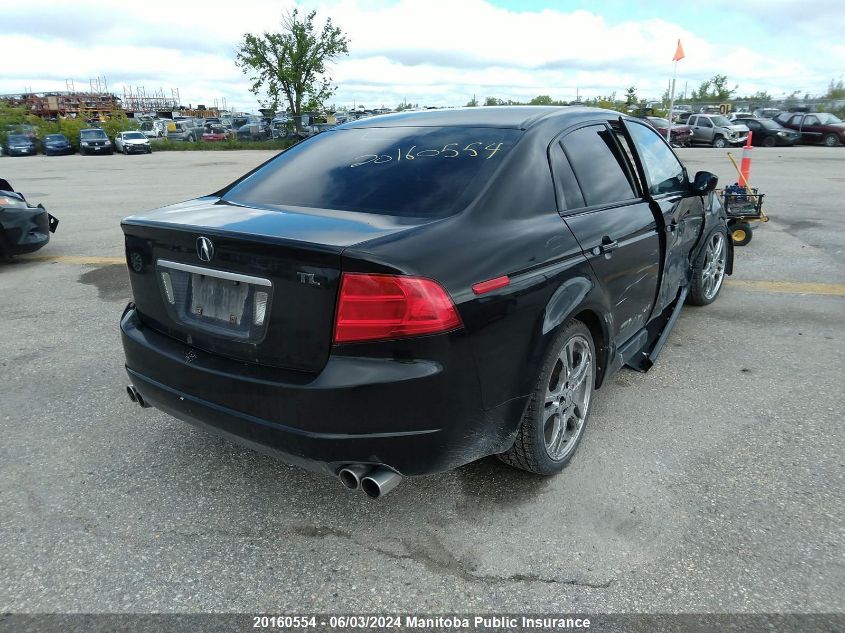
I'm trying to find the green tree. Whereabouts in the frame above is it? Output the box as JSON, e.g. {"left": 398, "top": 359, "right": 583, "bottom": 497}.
{"left": 692, "top": 74, "right": 736, "bottom": 102}
{"left": 826, "top": 78, "right": 845, "bottom": 99}
{"left": 466, "top": 95, "right": 478, "bottom": 107}
{"left": 100, "top": 109, "right": 138, "bottom": 140}
{"left": 625, "top": 86, "right": 637, "bottom": 106}
{"left": 484, "top": 96, "right": 504, "bottom": 106}
{"left": 236, "top": 9, "right": 349, "bottom": 123}
{"left": 528, "top": 95, "right": 554, "bottom": 105}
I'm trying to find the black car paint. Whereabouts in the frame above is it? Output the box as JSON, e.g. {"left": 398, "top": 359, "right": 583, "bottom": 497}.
{"left": 0, "top": 188, "right": 58, "bottom": 256}
{"left": 120, "top": 107, "right": 729, "bottom": 477}
{"left": 733, "top": 118, "right": 799, "bottom": 147}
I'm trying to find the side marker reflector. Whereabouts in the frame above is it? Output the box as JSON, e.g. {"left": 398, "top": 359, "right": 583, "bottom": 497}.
{"left": 472, "top": 276, "right": 510, "bottom": 295}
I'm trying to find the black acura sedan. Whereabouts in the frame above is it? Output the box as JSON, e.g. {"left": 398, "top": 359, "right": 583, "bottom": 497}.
{"left": 121, "top": 107, "right": 731, "bottom": 497}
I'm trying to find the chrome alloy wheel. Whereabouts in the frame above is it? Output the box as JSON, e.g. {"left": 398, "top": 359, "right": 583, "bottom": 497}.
{"left": 543, "top": 335, "right": 593, "bottom": 461}
{"left": 702, "top": 232, "right": 727, "bottom": 300}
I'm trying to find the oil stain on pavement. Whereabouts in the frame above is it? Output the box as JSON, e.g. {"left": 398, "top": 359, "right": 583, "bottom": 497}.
{"left": 78, "top": 264, "right": 130, "bottom": 302}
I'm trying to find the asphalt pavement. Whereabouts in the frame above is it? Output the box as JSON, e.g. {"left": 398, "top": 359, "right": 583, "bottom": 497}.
{"left": 1, "top": 147, "right": 842, "bottom": 614}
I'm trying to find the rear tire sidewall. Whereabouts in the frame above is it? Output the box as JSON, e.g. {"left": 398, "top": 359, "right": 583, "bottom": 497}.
{"left": 503, "top": 320, "right": 596, "bottom": 475}
{"left": 823, "top": 134, "right": 839, "bottom": 147}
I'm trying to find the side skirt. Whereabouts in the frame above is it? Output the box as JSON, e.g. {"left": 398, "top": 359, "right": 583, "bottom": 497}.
{"left": 623, "top": 285, "right": 689, "bottom": 373}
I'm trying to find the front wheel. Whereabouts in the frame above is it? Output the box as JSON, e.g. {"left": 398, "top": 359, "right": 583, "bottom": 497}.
{"left": 712, "top": 136, "right": 729, "bottom": 148}
{"left": 823, "top": 133, "right": 840, "bottom": 147}
{"left": 762, "top": 136, "right": 776, "bottom": 147}
{"left": 688, "top": 229, "right": 728, "bottom": 306}
{"left": 498, "top": 320, "right": 595, "bottom": 475}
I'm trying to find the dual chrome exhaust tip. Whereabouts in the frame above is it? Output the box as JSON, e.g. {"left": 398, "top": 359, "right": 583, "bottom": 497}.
{"left": 126, "top": 384, "right": 150, "bottom": 408}
{"left": 338, "top": 465, "right": 402, "bottom": 499}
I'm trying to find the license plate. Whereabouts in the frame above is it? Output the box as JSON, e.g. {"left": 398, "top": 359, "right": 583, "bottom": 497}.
{"left": 190, "top": 273, "right": 249, "bottom": 325}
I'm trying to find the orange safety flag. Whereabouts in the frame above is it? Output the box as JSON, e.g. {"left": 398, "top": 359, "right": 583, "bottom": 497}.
{"left": 672, "top": 39, "right": 685, "bottom": 62}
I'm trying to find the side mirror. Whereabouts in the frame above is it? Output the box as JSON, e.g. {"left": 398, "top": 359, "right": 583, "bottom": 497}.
{"left": 692, "top": 171, "right": 718, "bottom": 194}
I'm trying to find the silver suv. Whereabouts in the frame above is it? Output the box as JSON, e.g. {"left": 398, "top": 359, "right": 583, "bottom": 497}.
{"left": 688, "top": 114, "right": 749, "bottom": 148}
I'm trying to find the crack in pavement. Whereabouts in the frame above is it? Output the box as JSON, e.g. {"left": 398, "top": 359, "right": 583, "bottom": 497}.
{"left": 294, "top": 525, "right": 614, "bottom": 590}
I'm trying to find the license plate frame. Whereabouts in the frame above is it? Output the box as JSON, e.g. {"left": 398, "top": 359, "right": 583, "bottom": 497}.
{"left": 156, "top": 259, "right": 273, "bottom": 342}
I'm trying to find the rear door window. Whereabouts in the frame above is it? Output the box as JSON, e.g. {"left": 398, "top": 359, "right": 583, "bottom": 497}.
{"left": 223, "top": 127, "right": 522, "bottom": 217}
{"left": 559, "top": 124, "right": 636, "bottom": 207}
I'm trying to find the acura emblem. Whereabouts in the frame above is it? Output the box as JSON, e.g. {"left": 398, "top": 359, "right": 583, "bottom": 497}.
{"left": 196, "top": 236, "right": 214, "bottom": 262}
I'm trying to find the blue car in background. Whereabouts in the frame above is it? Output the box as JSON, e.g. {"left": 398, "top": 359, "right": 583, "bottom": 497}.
{"left": 3, "top": 134, "right": 37, "bottom": 156}
{"left": 43, "top": 134, "right": 74, "bottom": 155}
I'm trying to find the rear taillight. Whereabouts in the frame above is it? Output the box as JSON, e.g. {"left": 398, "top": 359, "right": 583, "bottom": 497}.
{"left": 333, "top": 273, "right": 462, "bottom": 344}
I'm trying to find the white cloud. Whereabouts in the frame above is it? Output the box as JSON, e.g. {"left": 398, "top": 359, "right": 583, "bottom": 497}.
{"left": 0, "top": 0, "right": 840, "bottom": 111}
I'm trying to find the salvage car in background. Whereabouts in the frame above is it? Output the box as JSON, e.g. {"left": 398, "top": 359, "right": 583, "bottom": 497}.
{"left": 688, "top": 114, "right": 749, "bottom": 148}
{"left": 0, "top": 180, "right": 58, "bottom": 257}
{"left": 731, "top": 117, "right": 799, "bottom": 147}
{"left": 641, "top": 116, "right": 692, "bottom": 146}
{"left": 121, "top": 107, "right": 731, "bottom": 498}
{"left": 42, "top": 134, "right": 74, "bottom": 155}
{"left": 79, "top": 128, "right": 113, "bottom": 155}
{"left": 115, "top": 131, "right": 152, "bottom": 154}
{"left": 3, "top": 134, "right": 38, "bottom": 156}
{"left": 201, "top": 124, "right": 228, "bottom": 142}
{"left": 775, "top": 112, "right": 845, "bottom": 146}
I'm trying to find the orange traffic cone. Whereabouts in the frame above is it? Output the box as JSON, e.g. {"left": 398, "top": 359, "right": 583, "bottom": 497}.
{"left": 739, "top": 131, "right": 753, "bottom": 188}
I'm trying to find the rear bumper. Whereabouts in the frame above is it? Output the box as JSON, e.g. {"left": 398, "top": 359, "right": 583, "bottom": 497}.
{"left": 121, "top": 306, "right": 509, "bottom": 477}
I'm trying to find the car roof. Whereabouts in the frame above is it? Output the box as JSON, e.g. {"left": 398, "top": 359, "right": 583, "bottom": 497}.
{"left": 339, "top": 106, "right": 619, "bottom": 130}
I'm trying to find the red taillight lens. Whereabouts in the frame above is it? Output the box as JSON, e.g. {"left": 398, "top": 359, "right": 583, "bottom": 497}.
{"left": 333, "top": 273, "right": 462, "bottom": 344}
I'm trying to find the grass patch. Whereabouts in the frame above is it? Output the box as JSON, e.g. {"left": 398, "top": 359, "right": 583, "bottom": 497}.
{"left": 152, "top": 139, "right": 298, "bottom": 152}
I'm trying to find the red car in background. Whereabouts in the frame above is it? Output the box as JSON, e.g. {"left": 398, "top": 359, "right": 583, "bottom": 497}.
{"left": 642, "top": 116, "right": 692, "bottom": 147}
{"left": 201, "top": 124, "right": 228, "bottom": 142}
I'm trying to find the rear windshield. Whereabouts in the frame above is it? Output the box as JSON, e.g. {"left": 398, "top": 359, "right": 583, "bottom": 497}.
{"left": 8, "top": 135, "right": 29, "bottom": 142}
{"left": 223, "top": 126, "right": 522, "bottom": 217}
{"left": 81, "top": 129, "right": 107, "bottom": 139}
{"left": 45, "top": 134, "right": 67, "bottom": 141}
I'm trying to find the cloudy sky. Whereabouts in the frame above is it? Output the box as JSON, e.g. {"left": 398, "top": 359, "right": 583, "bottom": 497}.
{"left": 3, "top": 0, "right": 844, "bottom": 112}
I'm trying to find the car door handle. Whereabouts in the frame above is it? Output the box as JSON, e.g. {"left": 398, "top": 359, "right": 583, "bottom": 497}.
{"left": 600, "top": 237, "right": 618, "bottom": 253}
{"left": 666, "top": 220, "right": 678, "bottom": 233}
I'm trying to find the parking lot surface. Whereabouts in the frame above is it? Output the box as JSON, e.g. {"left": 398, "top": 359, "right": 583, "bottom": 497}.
{"left": 1, "top": 148, "right": 843, "bottom": 613}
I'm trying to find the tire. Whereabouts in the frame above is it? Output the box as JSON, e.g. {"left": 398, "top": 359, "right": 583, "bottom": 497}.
{"left": 498, "top": 319, "right": 596, "bottom": 475}
{"left": 762, "top": 136, "right": 776, "bottom": 147}
{"left": 823, "top": 133, "right": 840, "bottom": 147}
{"left": 688, "top": 228, "right": 728, "bottom": 306}
{"left": 731, "top": 223, "right": 752, "bottom": 246}
{"left": 712, "top": 136, "right": 729, "bottom": 148}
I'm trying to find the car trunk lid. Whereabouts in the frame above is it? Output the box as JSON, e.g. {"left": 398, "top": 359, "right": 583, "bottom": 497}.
{"left": 122, "top": 197, "right": 433, "bottom": 372}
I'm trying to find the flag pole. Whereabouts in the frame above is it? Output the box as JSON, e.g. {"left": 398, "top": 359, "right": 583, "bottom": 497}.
{"left": 666, "top": 58, "right": 677, "bottom": 143}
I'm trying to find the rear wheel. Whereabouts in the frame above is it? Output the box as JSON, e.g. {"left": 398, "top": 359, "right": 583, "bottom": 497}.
{"left": 712, "top": 136, "right": 729, "bottom": 148}
{"left": 498, "top": 320, "right": 595, "bottom": 475}
{"left": 823, "top": 133, "right": 840, "bottom": 147}
{"left": 689, "top": 229, "right": 728, "bottom": 305}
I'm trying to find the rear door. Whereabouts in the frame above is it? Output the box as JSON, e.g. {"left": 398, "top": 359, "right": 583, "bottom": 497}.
{"left": 552, "top": 122, "right": 660, "bottom": 346}
{"left": 621, "top": 119, "right": 705, "bottom": 313}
